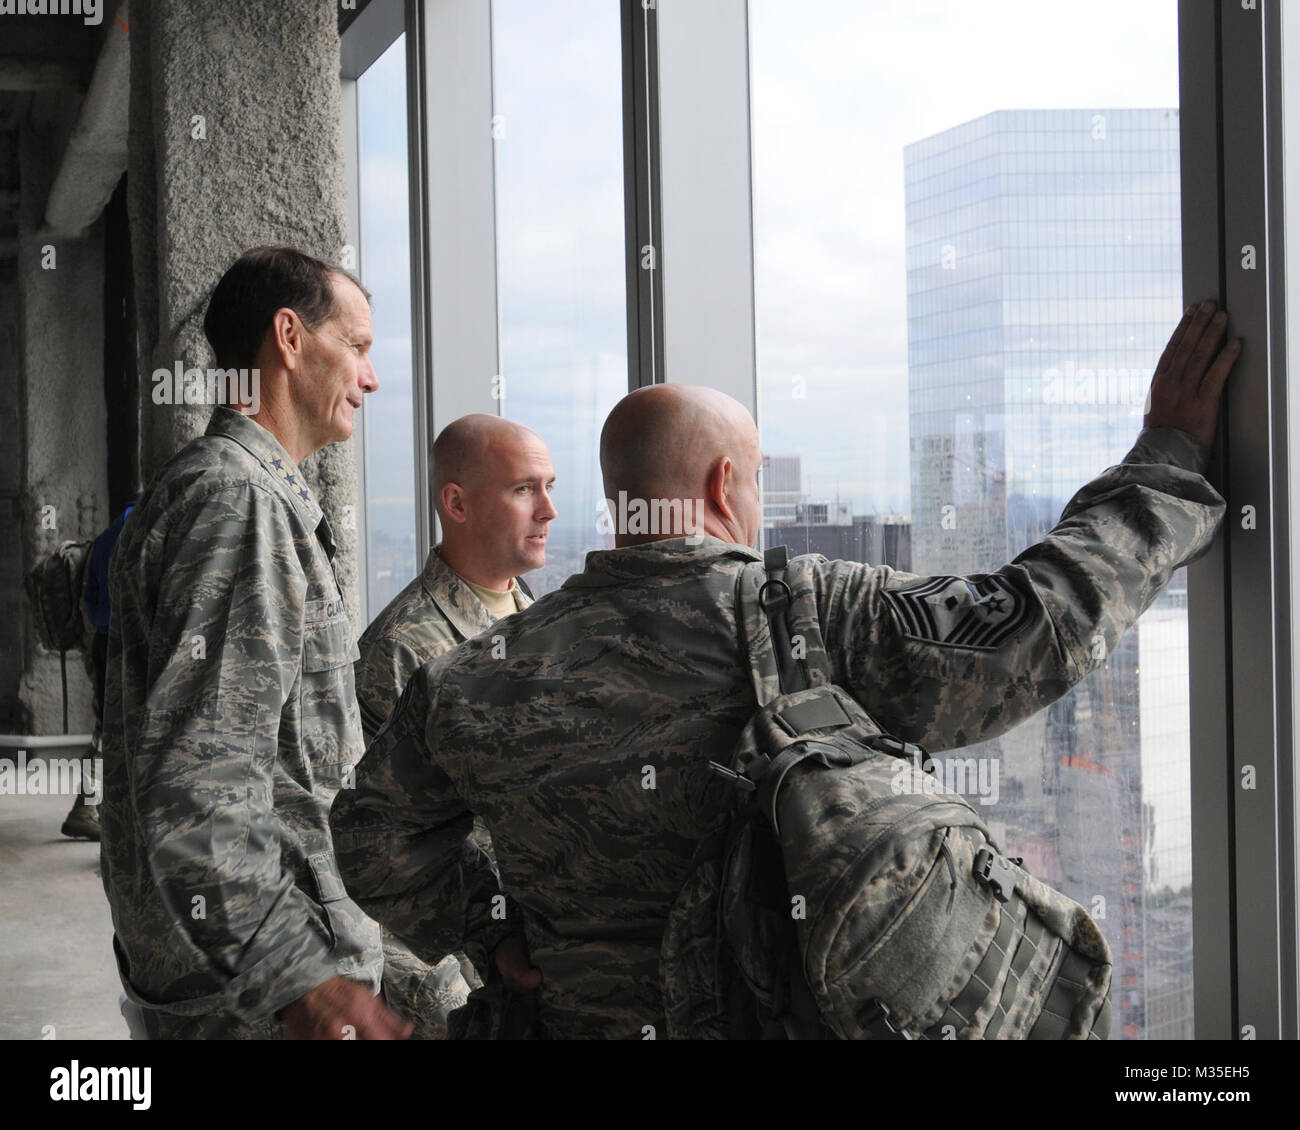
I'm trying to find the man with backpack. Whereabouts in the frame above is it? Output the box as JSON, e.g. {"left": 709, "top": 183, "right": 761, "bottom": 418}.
{"left": 331, "top": 300, "right": 1237, "bottom": 1038}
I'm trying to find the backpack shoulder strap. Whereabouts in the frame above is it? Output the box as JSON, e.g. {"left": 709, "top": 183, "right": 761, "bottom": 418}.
{"left": 735, "top": 546, "right": 834, "bottom": 708}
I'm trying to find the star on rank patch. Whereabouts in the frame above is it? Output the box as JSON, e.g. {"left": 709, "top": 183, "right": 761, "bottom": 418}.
{"left": 885, "top": 575, "right": 1028, "bottom": 649}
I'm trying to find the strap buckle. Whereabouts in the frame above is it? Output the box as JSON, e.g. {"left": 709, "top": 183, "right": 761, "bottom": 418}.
{"left": 707, "top": 760, "right": 758, "bottom": 792}
{"left": 973, "top": 848, "right": 1019, "bottom": 903}
{"left": 859, "top": 1000, "right": 911, "bottom": 1040}
{"left": 867, "top": 734, "right": 927, "bottom": 770}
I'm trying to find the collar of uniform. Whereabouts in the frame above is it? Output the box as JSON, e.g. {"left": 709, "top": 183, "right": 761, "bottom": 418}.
{"left": 205, "top": 406, "right": 322, "bottom": 528}
{"left": 419, "top": 546, "right": 497, "bottom": 638}
{"left": 564, "top": 535, "right": 761, "bottom": 589}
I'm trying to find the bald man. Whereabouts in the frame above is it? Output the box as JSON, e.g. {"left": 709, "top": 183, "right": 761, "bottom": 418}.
{"left": 352, "top": 413, "right": 555, "bottom": 1038}
{"left": 332, "top": 305, "right": 1235, "bottom": 1039}
{"left": 354, "top": 414, "right": 556, "bottom": 743}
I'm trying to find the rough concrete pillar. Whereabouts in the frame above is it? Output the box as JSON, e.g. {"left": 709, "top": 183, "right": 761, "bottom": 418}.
{"left": 16, "top": 107, "right": 107, "bottom": 735}
{"left": 129, "top": 0, "right": 359, "bottom": 613}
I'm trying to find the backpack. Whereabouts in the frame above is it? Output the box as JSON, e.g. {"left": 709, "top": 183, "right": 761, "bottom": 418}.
{"left": 24, "top": 539, "right": 92, "bottom": 653}
{"left": 659, "top": 546, "right": 1114, "bottom": 1040}
{"left": 24, "top": 538, "right": 93, "bottom": 733}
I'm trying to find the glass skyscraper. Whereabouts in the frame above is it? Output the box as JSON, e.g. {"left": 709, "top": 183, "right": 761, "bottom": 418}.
{"left": 904, "top": 108, "right": 1189, "bottom": 1038}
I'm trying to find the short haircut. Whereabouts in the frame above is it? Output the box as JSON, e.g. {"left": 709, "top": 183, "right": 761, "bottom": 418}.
{"left": 202, "top": 246, "right": 370, "bottom": 370}
{"left": 430, "top": 414, "right": 544, "bottom": 520}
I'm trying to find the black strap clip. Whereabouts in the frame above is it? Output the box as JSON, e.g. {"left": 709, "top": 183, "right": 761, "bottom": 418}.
{"left": 858, "top": 1000, "right": 911, "bottom": 1041}
{"left": 973, "top": 848, "right": 1019, "bottom": 903}
{"left": 708, "top": 760, "right": 758, "bottom": 792}
{"left": 868, "top": 734, "right": 927, "bottom": 770}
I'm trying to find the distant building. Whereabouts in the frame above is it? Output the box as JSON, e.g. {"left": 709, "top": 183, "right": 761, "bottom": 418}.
{"left": 761, "top": 451, "right": 911, "bottom": 570}
{"left": 795, "top": 500, "right": 852, "bottom": 526}
{"left": 762, "top": 454, "right": 802, "bottom": 526}
{"left": 765, "top": 514, "right": 912, "bottom": 572}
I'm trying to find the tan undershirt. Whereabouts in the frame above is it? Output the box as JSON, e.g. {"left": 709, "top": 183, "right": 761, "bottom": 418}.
{"left": 463, "top": 575, "right": 522, "bottom": 619}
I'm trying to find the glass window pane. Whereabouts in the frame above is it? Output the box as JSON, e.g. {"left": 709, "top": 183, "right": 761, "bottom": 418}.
{"left": 491, "top": 0, "right": 628, "bottom": 596}
{"left": 751, "top": 0, "right": 1187, "bottom": 1038}
{"left": 357, "top": 36, "right": 417, "bottom": 616}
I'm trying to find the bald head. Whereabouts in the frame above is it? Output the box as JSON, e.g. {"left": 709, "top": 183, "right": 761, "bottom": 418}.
{"left": 432, "top": 414, "right": 557, "bottom": 588}
{"left": 600, "top": 385, "right": 762, "bottom": 548}
{"left": 433, "top": 415, "right": 542, "bottom": 512}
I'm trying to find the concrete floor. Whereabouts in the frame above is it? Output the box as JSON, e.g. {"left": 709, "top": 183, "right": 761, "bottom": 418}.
{"left": 0, "top": 763, "right": 126, "bottom": 1040}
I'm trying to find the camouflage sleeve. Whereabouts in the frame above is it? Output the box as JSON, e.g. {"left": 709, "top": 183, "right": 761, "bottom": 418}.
{"left": 330, "top": 661, "right": 519, "bottom": 978}
{"left": 819, "top": 425, "right": 1225, "bottom": 753}
{"left": 134, "top": 482, "right": 338, "bottom": 1023}
{"left": 379, "top": 929, "right": 471, "bottom": 1039}
{"left": 354, "top": 634, "right": 422, "bottom": 746}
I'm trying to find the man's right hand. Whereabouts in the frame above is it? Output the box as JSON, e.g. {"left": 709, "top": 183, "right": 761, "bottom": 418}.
{"left": 281, "top": 976, "right": 414, "bottom": 1040}
{"left": 1144, "top": 299, "right": 1242, "bottom": 449}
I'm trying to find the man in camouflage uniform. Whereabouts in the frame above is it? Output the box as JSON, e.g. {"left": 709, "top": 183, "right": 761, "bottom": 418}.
{"left": 355, "top": 413, "right": 554, "bottom": 1037}
{"left": 331, "top": 301, "right": 1238, "bottom": 1039}
{"left": 99, "top": 247, "right": 418, "bottom": 1039}
{"left": 355, "top": 413, "right": 553, "bottom": 741}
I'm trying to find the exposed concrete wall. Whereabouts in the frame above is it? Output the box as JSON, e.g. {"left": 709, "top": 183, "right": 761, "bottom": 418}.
{"left": 130, "top": 0, "right": 359, "bottom": 613}
{"left": 16, "top": 106, "right": 106, "bottom": 735}
{"left": 0, "top": 118, "right": 20, "bottom": 730}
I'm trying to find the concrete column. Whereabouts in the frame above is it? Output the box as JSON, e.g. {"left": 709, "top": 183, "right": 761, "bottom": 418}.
{"left": 16, "top": 106, "right": 107, "bottom": 735}
{"left": 129, "top": 0, "right": 359, "bottom": 613}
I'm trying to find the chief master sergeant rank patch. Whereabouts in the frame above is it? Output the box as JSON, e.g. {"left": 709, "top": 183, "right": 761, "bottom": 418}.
{"left": 885, "top": 575, "right": 1029, "bottom": 649}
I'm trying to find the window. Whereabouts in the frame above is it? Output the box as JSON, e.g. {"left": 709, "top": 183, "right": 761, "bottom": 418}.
{"left": 750, "top": 0, "right": 1187, "bottom": 1038}
{"left": 491, "top": 0, "right": 629, "bottom": 593}
{"left": 353, "top": 32, "right": 417, "bottom": 621}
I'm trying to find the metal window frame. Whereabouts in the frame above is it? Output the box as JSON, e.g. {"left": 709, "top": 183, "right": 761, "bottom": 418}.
{"left": 1263, "top": 0, "right": 1299, "bottom": 1041}
{"left": 1278, "top": 0, "right": 1300, "bottom": 1043}
{"left": 1180, "top": 0, "right": 1236, "bottom": 1041}
{"left": 1219, "top": 0, "right": 1282, "bottom": 1042}
{"left": 1182, "top": 0, "right": 1297, "bottom": 1041}
{"left": 405, "top": 0, "right": 433, "bottom": 560}
{"left": 622, "top": 0, "right": 665, "bottom": 390}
